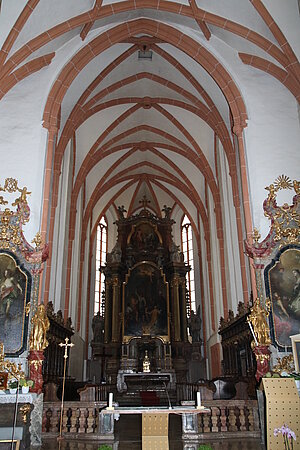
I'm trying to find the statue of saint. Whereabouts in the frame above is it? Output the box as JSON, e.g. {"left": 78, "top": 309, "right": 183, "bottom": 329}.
{"left": 247, "top": 298, "right": 271, "bottom": 345}
{"left": 189, "top": 306, "right": 202, "bottom": 343}
{"left": 92, "top": 312, "right": 104, "bottom": 343}
{"left": 30, "top": 304, "right": 50, "bottom": 351}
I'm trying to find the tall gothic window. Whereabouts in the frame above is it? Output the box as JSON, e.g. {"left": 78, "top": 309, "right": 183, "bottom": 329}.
{"left": 94, "top": 216, "right": 107, "bottom": 314}
{"left": 181, "top": 215, "right": 196, "bottom": 312}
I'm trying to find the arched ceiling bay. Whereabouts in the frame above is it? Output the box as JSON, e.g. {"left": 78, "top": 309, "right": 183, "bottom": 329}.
{"left": 1, "top": 0, "right": 299, "bottom": 243}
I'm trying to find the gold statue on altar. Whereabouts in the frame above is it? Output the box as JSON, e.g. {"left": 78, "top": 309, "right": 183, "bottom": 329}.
{"left": 29, "top": 304, "right": 50, "bottom": 351}
{"left": 247, "top": 298, "right": 271, "bottom": 346}
{"left": 143, "top": 350, "right": 151, "bottom": 373}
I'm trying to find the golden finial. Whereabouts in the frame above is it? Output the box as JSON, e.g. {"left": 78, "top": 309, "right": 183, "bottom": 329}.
{"left": 31, "top": 232, "right": 42, "bottom": 250}
{"left": 253, "top": 227, "right": 261, "bottom": 244}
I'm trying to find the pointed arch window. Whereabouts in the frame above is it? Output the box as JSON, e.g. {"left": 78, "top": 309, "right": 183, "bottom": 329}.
{"left": 181, "top": 215, "right": 195, "bottom": 312}
{"left": 94, "top": 216, "right": 107, "bottom": 314}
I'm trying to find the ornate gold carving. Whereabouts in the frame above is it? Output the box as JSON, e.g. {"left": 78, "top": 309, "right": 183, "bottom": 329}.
{"left": 253, "top": 228, "right": 261, "bottom": 244}
{"left": 20, "top": 404, "right": 31, "bottom": 423}
{"left": 274, "top": 174, "right": 293, "bottom": 191}
{"left": 142, "top": 350, "right": 151, "bottom": 372}
{"left": 29, "top": 304, "right": 50, "bottom": 351}
{"left": 0, "top": 178, "right": 32, "bottom": 251}
{"left": 0, "top": 342, "right": 25, "bottom": 381}
{"left": 25, "top": 302, "right": 31, "bottom": 317}
{"left": 247, "top": 298, "right": 271, "bottom": 345}
{"left": 29, "top": 359, "right": 43, "bottom": 370}
{"left": 32, "top": 232, "right": 42, "bottom": 249}
{"left": 272, "top": 354, "right": 295, "bottom": 374}
{"left": 264, "top": 175, "right": 300, "bottom": 245}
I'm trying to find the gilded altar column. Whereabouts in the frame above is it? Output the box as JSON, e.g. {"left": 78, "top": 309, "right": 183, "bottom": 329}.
{"left": 171, "top": 275, "right": 181, "bottom": 341}
{"left": 111, "top": 276, "right": 121, "bottom": 343}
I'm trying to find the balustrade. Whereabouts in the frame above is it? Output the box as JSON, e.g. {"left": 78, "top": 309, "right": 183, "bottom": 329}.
{"left": 42, "top": 401, "right": 106, "bottom": 436}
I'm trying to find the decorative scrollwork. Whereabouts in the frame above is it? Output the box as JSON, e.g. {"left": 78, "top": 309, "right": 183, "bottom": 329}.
{"left": 0, "top": 178, "right": 32, "bottom": 251}
{"left": 273, "top": 354, "right": 295, "bottom": 374}
{"left": 245, "top": 175, "right": 300, "bottom": 259}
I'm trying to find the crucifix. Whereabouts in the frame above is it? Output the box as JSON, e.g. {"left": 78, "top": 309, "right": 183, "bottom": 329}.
{"left": 58, "top": 337, "right": 74, "bottom": 441}
{"left": 139, "top": 195, "right": 150, "bottom": 210}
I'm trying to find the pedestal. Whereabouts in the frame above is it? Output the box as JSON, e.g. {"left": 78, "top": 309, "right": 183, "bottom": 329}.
{"left": 28, "top": 350, "right": 45, "bottom": 394}
{"left": 253, "top": 345, "right": 271, "bottom": 381}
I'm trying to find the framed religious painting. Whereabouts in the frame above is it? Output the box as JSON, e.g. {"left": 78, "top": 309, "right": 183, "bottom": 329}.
{"left": 0, "top": 251, "right": 31, "bottom": 356}
{"left": 122, "top": 261, "right": 170, "bottom": 343}
{"left": 265, "top": 246, "right": 300, "bottom": 350}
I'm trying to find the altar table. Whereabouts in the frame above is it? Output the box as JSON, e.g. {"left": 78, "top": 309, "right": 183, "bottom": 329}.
{"left": 100, "top": 405, "right": 210, "bottom": 447}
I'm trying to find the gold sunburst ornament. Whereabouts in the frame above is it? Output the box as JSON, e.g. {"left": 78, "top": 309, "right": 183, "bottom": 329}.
{"left": 274, "top": 174, "right": 293, "bottom": 191}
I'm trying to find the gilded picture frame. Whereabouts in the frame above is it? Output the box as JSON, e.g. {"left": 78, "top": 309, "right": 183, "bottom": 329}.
{"left": 0, "top": 251, "right": 31, "bottom": 356}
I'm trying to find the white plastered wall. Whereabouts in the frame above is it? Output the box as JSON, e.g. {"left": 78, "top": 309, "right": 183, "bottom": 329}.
{"left": 49, "top": 140, "right": 73, "bottom": 311}
{"left": 217, "top": 139, "right": 244, "bottom": 311}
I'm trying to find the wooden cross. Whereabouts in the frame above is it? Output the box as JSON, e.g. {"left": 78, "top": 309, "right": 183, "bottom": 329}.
{"left": 139, "top": 195, "right": 150, "bottom": 209}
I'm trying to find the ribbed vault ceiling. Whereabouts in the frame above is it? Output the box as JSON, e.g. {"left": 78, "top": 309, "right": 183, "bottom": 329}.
{"left": 1, "top": 0, "right": 299, "bottom": 242}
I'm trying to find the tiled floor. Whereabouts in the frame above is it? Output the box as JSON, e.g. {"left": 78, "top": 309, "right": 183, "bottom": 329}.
{"left": 41, "top": 415, "right": 265, "bottom": 450}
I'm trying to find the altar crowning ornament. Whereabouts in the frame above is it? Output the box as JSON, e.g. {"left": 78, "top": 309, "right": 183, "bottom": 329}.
{"left": 244, "top": 175, "right": 300, "bottom": 377}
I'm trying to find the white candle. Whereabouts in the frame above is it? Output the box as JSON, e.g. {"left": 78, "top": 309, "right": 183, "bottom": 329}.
{"left": 197, "top": 391, "right": 201, "bottom": 407}
{"left": 108, "top": 392, "right": 113, "bottom": 408}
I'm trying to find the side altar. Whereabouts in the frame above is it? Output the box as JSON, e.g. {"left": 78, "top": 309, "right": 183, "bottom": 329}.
{"left": 91, "top": 200, "right": 204, "bottom": 397}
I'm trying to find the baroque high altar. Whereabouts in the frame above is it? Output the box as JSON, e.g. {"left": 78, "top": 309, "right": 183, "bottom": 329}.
{"left": 91, "top": 200, "right": 202, "bottom": 387}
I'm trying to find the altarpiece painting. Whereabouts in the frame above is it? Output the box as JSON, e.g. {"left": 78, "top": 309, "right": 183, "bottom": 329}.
{"left": 265, "top": 247, "right": 300, "bottom": 348}
{"left": 123, "top": 262, "right": 169, "bottom": 341}
{"left": 0, "top": 251, "right": 31, "bottom": 356}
